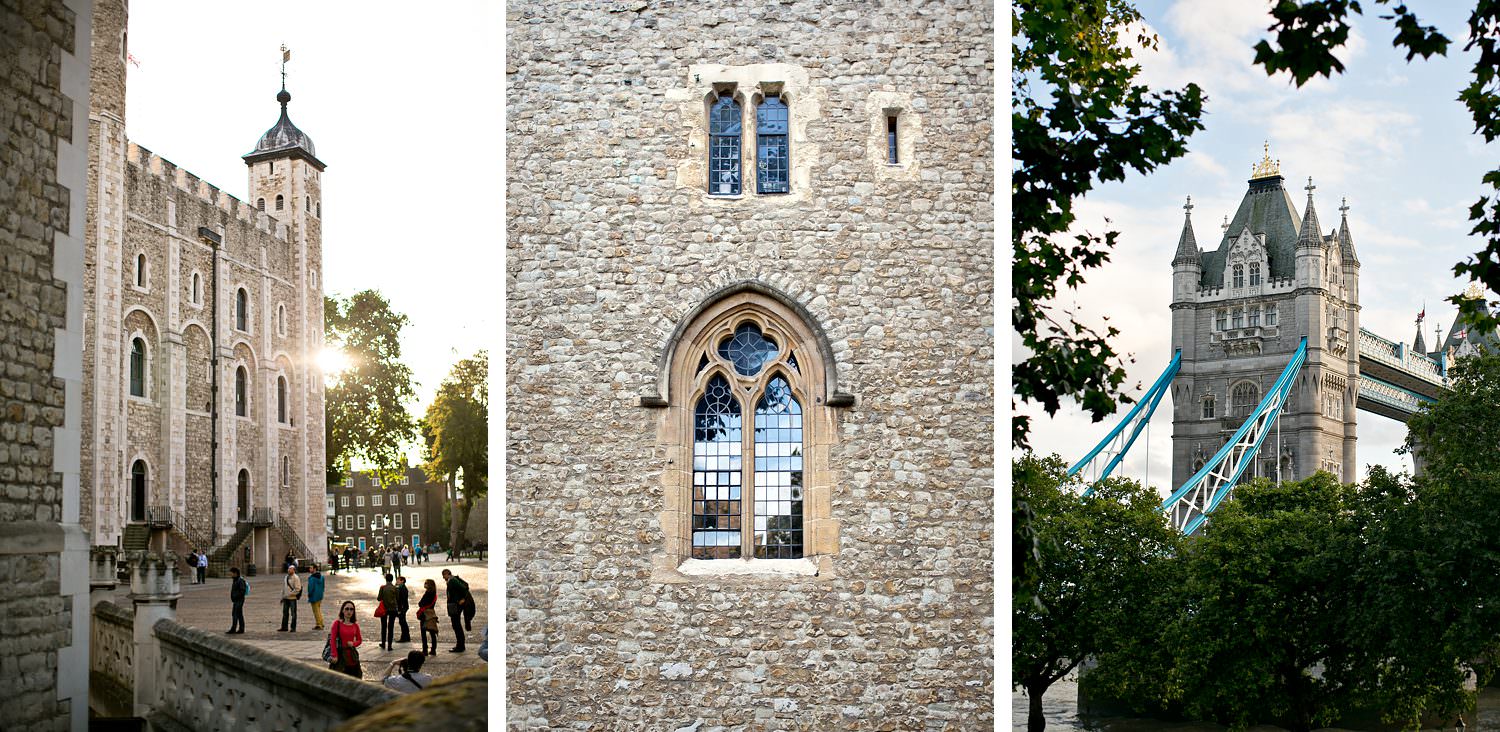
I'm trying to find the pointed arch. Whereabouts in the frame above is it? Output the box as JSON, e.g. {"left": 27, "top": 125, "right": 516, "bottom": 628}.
{"left": 644, "top": 280, "right": 852, "bottom": 408}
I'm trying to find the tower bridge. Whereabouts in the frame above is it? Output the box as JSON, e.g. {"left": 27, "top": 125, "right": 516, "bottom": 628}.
{"left": 1071, "top": 146, "right": 1495, "bottom": 533}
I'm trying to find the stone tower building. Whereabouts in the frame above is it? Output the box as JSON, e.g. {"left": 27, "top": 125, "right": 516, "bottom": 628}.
{"left": 81, "top": 1, "right": 327, "bottom": 573}
{"left": 508, "top": 1, "right": 993, "bottom": 728}
{"left": 1170, "top": 149, "right": 1361, "bottom": 488}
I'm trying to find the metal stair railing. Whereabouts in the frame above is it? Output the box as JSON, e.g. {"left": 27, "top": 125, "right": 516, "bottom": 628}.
{"left": 274, "top": 511, "right": 314, "bottom": 561}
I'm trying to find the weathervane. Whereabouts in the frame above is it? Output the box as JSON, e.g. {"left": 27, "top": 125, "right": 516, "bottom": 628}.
{"left": 280, "top": 44, "right": 290, "bottom": 89}
{"left": 1250, "top": 141, "right": 1281, "bottom": 179}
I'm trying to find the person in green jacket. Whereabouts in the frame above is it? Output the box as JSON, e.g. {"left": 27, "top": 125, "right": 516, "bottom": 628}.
{"left": 307, "top": 564, "right": 326, "bottom": 630}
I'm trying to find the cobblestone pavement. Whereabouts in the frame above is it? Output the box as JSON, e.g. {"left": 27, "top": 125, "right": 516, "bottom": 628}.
{"left": 167, "top": 557, "right": 490, "bottom": 685}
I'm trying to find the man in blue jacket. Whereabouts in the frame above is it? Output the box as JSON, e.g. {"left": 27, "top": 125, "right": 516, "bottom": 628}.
{"left": 307, "top": 563, "right": 326, "bottom": 630}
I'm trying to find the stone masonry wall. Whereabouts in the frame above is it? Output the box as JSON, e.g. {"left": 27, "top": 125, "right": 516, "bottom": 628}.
{"left": 0, "top": 0, "right": 91, "bottom": 727}
{"left": 507, "top": 1, "right": 994, "bottom": 728}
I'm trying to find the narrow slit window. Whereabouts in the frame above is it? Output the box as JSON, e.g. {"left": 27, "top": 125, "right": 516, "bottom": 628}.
{"left": 257, "top": 198, "right": 265, "bottom": 212}
{"left": 236, "top": 288, "right": 248, "bottom": 331}
{"left": 887, "top": 115, "right": 899, "bottom": 164}
{"left": 235, "top": 366, "right": 248, "bottom": 417}
{"left": 708, "top": 94, "right": 742, "bottom": 196}
{"left": 129, "top": 337, "right": 146, "bottom": 397}
{"left": 756, "top": 95, "right": 789, "bottom": 194}
{"left": 275, "top": 194, "right": 284, "bottom": 211}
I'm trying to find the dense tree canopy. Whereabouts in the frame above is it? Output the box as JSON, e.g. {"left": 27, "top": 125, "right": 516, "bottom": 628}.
{"left": 324, "top": 291, "right": 418, "bottom": 487}
{"left": 421, "top": 350, "right": 488, "bottom": 552}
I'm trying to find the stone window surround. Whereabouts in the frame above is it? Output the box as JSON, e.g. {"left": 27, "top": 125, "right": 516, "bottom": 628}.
{"left": 276, "top": 303, "right": 287, "bottom": 336}
{"left": 132, "top": 251, "right": 149, "bottom": 292}
{"left": 125, "top": 324, "right": 155, "bottom": 404}
{"left": 127, "top": 454, "right": 152, "bottom": 515}
{"left": 188, "top": 270, "right": 203, "bottom": 307}
{"left": 649, "top": 287, "right": 847, "bottom": 583}
{"left": 233, "top": 360, "right": 251, "bottom": 419}
{"left": 1201, "top": 394, "right": 1215, "bottom": 419}
{"left": 234, "top": 284, "right": 251, "bottom": 333}
{"left": 866, "top": 90, "right": 923, "bottom": 181}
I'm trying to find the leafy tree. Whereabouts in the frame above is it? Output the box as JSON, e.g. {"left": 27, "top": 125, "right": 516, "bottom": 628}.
{"left": 1160, "top": 474, "right": 1362, "bottom": 731}
{"left": 1012, "top": 453, "right": 1182, "bottom": 732}
{"left": 324, "top": 291, "right": 418, "bottom": 488}
{"left": 1012, "top": 0, "right": 1205, "bottom": 449}
{"left": 421, "top": 350, "right": 488, "bottom": 553}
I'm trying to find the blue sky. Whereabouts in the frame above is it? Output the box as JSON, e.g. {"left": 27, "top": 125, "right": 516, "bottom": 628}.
{"left": 1017, "top": 1, "right": 1496, "bottom": 487}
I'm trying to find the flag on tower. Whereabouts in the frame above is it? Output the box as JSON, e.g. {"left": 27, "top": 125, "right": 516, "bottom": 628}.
{"left": 282, "top": 46, "right": 291, "bottom": 63}
{"left": 1417, "top": 306, "right": 1425, "bottom": 324}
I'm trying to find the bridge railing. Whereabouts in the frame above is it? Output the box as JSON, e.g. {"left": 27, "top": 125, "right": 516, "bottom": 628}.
{"left": 1358, "top": 327, "right": 1446, "bottom": 385}
{"left": 1357, "top": 375, "right": 1432, "bottom": 414}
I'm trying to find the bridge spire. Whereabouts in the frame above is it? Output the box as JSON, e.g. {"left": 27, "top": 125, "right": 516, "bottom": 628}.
{"left": 1414, "top": 305, "right": 1428, "bottom": 354}
{"left": 1173, "top": 195, "right": 1201, "bottom": 266}
{"left": 1297, "top": 177, "right": 1325, "bottom": 248}
{"left": 1337, "top": 196, "right": 1360, "bottom": 265}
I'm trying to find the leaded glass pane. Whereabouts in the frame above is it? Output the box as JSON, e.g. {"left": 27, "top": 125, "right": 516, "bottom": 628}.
{"left": 692, "top": 374, "right": 742, "bottom": 559}
{"left": 717, "top": 323, "right": 778, "bottom": 377}
{"left": 787, "top": 351, "right": 799, "bottom": 374}
{"left": 756, "top": 96, "right": 789, "bottom": 194}
{"left": 709, "top": 95, "right": 741, "bottom": 196}
{"left": 754, "top": 376, "right": 803, "bottom": 558}
{"left": 129, "top": 339, "right": 145, "bottom": 397}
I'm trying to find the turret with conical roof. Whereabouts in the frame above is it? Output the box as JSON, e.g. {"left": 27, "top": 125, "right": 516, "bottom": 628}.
{"left": 1295, "top": 177, "right": 1327, "bottom": 289}
{"left": 1173, "top": 196, "right": 1202, "bottom": 305}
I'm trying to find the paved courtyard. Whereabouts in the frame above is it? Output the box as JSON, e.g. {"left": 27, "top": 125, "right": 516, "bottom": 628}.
{"left": 169, "top": 556, "right": 490, "bottom": 684}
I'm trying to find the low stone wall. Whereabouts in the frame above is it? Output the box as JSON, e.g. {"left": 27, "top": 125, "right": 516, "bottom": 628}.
{"left": 144, "top": 618, "right": 397, "bottom": 731}
{"left": 90, "top": 600, "right": 135, "bottom": 713}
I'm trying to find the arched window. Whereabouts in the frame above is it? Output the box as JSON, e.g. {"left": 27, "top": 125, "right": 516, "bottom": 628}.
{"left": 756, "top": 94, "right": 789, "bottom": 194}
{"left": 690, "top": 321, "right": 805, "bottom": 559}
{"left": 1249, "top": 262, "right": 1262, "bottom": 286}
{"left": 135, "top": 253, "right": 147, "bottom": 288}
{"left": 235, "top": 288, "right": 248, "bottom": 331}
{"left": 275, "top": 194, "right": 284, "bottom": 211}
{"left": 316, "top": 201, "right": 321, "bottom": 217}
{"left": 237, "top": 469, "right": 249, "bottom": 521}
{"left": 708, "top": 93, "right": 741, "bottom": 196}
{"left": 131, "top": 460, "right": 147, "bottom": 522}
{"left": 235, "top": 366, "right": 248, "bottom": 417}
{"left": 277, "top": 375, "right": 288, "bottom": 423}
{"left": 1232, "top": 382, "right": 1259, "bottom": 418}
{"left": 191, "top": 272, "right": 201, "bottom": 304}
{"left": 1202, "top": 395, "right": 1215, "bottom": 419}
{"left": 277, "top": 304, "right": 286, "bottom": 335}
{"left": 306, "top": 196, "right": 311, "bottom": 212}
{"left": 1232, "top": 264, "right": 1245, "bottom": 288}
{"left": 129, "top": 337, "right": 146, "bottom": 397}
{"left": 257, "top": 197, "right": 265, "bottom": 212}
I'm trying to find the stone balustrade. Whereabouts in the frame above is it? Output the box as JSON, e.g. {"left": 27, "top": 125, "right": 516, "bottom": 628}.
{"left": 90, "top": 599, "right": 134, "bottom": 715}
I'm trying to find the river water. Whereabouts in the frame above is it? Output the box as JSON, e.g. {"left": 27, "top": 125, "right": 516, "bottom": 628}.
{"left": 1012, "top": 677, "right": 1500, "bottom": 731}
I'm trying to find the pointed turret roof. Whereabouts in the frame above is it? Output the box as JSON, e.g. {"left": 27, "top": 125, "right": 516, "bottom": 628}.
{"left": 1413, "top": 323, "right": 1427, "bottom": 354}
{"left": 1173, "top": 196, "right": 1201, "bottom": 267}
{"left": 1337, "top": 197, "right": 1359, "bottom": 265}
{"left": 1297, "top": 177, "right": 1324, "bottom": 249}
{"left": 243, "top": 87, "right": 325, "bottom": 171}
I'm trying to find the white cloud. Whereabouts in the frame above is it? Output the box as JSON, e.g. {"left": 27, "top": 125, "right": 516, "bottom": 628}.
{"left": 1268, "top": 103, "right": 1418, "bottom": 186}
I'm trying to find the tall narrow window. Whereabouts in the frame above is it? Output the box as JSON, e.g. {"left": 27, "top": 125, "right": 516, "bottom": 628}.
{"left": 753, "top": 376, "right": 803, "bottom": 558}
{"left": 692, "top": 374, "right": 742, "bottom": 559}
{"left": 1249, "top": 263, "right": 1262, "bottom": 286}
{"left": 277, "top": 376, "right": 288, "bottom": 423}
{"left": 708, "top": 94, "right": 741, "bottom": 196}
{"left": 235, "top": 288, "right": 248, "bottom": 331}
{"left": 135, "top": 253, "right": 147, "bottom": 288}
{"left": 1216, "top": 310, "right": 1228, "bottom": 331}
{"left": 1249, "top": 306, "right": 1261, "bottom": 327}
{"left": 887, "top": 114, "right": 899, "bottom": 164}
{"left": 1266, "top": 306, "right": 1278, "bottom": 326}
{"left": 191, "top": 273, "right": 201, "bottom": 304}
{"left": 238, "top": 470, "right": 249, "bottom": 521}
{"left": 257, "top": 197, "right": 265, "bottom": 212}
{"left": 1232, "top": 383, "right": 1259, "bottom": 418}
{"left": 268, "top": 161, "right": 274, "bottom": 174}
{"left": 1232, "top": 264, "right": 1245, "bottom": 288}
{"left": 129, "top": 337, "right": 146, "bottom": 397}
{"left": 275, "top": 194, "right": 284, "bottom": 211}
{"left": 1232, "top": 309, "right": 1243, "bottom": 329}
{"left": 1202, "top": 396, "right": 1216, "bottom": 419}
{"left": 283, "top": 456, "right": 290, "bottom": 486}
{"left": 235, "top": 366, "right": 247, "bottom": 417}
{"left": 756, "top": 94, "right": 789, "bottom": 194}
{"left": 305, "top": 196, "right": 311, "bottom": 212}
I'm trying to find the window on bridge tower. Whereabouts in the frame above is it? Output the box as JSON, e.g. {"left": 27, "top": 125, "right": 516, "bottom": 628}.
{"left": 1216, "top": 310, "right": 1227, "bottom": 331}
{"left": 1233, "top": 265, "right": 1244, "bottom": 288}
{"left": 1249, "top": 306, "right": 1261, "bottom": 327}
{"left": 1232, "top": 309, "right": 1243, "bottom": 329}
{"left": 1250, "top": 263, "right": 1262, "bottom": 286}
{"left": 1266, "top": 306, "right": 1277, "bottom": 326}
{"left": 1202, "top": 396, "right": 1215, "bottom": 419}
{"left": 1232, "top": 382, "right": 1259, "bottom": 417}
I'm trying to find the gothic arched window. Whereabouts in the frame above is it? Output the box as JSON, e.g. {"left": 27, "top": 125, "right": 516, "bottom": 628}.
{"left": 690, "top": 321, "right": 804, "bottom": 559}
{"left": 277, "top": 375, "right": 288, "bottom": 423}
{"left": 1249, "top": 262, "right": 1262, "bottom": 286}
{"left": 129, "top": 337, "right": 146, "bottom": 397}
{"left": 235, "top": 366, "right": 248, "bottom": 417}
{"left": 708, "top": 93, "right": 742, "bottom": 196}
{"left": 1232, "top": 382, "right": 1259, "bottom": 418}
{"left": 756, "top": 94, "right": 789, "bottom": 194}
{"left": 1232, "top": 264, "right": 1245, "bottom": 288}
{"left": 236, "top": 288, "right": 248, "bottom": 331}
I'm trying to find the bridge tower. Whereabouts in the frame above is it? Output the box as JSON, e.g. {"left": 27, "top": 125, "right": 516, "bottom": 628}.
{"left": 1170, "top": 147, "right": 1361, "bottom": 487}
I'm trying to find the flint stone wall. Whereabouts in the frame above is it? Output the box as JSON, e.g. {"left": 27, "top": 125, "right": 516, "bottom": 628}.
{"left": 506, "top": 0, "right": 994, "bottom": 728}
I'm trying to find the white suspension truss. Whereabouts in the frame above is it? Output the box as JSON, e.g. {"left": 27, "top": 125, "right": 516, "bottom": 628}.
{"left": 1162, "top": 337, "right": 1307, "bottom": 535}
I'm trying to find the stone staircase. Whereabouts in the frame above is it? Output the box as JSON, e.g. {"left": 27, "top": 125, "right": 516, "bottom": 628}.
{"left": 121, "top": 523, "right": 150, "bottom": 552}
{"left": 206, "top": 522, "right": 256, "bottom": 578}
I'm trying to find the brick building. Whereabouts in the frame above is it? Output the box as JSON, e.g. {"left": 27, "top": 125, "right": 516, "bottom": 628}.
{"left": 328, "top": 466, "right": 449, "bottom": 555}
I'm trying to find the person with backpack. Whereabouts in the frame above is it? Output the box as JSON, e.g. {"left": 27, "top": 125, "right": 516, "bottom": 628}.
{"left": 381, "top": 651, "right": 432, "bottom": 694}
{"left": 442, "top": 568, "right": 472, "bottom": 652}
{"left": 307, "top": 563, "right": 326, "bottom": 630}
{"left": 227, "top": 567, "right": 247, "bottom": 634}
{"left": 391, "top": 544, "right": 402, "bottom": 580}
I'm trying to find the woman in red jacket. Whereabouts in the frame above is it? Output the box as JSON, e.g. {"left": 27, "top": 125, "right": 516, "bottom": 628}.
{"left": 328, "top": 600, "right": 363, "bottom": 678}
{"left": 416, "top": 578, "right": 439, "bottom": 656}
